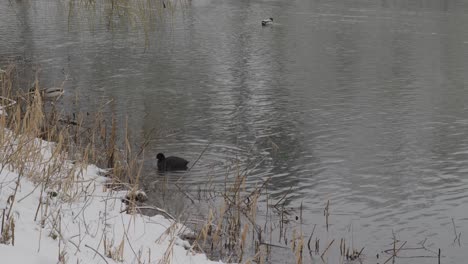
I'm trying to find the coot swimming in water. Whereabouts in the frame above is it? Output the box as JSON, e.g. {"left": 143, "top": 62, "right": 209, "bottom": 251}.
{"left": 156, "top": 153, "right": 189, "bottom": 171}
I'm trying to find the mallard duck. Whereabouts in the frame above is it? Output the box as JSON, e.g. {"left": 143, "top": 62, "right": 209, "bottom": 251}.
{"left": 262, "top": 18, "right": 273, "bottom": 26}
{"left": 42, "top": 87, "right": 64, "bottom": 98}
{"left": 156, "top": 153, "right": 189, "bottom": 171}
{"left": 30, "top": 84, "right": 64, "bottom": 99}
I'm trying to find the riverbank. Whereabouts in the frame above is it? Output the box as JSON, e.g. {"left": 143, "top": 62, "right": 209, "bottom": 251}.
{"left": 0, "top": 65, "right": 222, "bottom": 263}
{"left": 0, "top": 131, "right": 221, "bottom": 264}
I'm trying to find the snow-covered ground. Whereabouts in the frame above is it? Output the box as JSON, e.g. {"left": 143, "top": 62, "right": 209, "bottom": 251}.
{"left": 0, "top": 134, "right": 221, "bottom": 264}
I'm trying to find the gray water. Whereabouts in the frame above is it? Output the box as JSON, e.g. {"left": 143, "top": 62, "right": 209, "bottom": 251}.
{"left": 2, "top": 0, "right": 468, "bottom": 263}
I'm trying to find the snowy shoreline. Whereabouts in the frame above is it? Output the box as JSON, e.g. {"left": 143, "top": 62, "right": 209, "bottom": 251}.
{"left": 0, "top": 135, "right": 221, "bottom": 264}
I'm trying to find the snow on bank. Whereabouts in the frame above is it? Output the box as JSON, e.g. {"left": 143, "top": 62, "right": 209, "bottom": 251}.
{"left": 0, "top": 137, "right": 221, "bottom": 264}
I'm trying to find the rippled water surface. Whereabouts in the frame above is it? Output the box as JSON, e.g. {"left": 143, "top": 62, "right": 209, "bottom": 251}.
{"left": 2, "top": 0, "right": 468, "bottom": 263}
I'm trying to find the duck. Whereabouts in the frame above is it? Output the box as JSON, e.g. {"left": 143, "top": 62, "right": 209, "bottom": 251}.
{"left": 156, "top": 153, "right": 189, "bottom": 171}
{"left": 41, "top": 87, "right": 64, "bottom": 99}
{"left": 261, "top": 17, "right": 273, "bottom": 26}
{"left": 29, "top": 83, "right": 64, "bottom": 99}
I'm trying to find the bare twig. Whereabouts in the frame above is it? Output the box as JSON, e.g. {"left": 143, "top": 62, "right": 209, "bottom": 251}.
{"left": 320, "top": 239, "right": 334, "bottom": 259}
{"left": 383, "top": 241, "right": 407, "bottom": 264}
{"left": 85, "top": 244, "right": 109, "bottom": 264}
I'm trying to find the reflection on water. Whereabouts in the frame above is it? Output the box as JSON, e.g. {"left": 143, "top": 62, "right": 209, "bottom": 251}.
{"left": 2, "top": 0, "right": 468, "bottom": 262}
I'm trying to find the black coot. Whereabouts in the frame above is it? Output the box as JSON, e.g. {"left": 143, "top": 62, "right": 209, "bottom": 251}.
{"left": 156, "top": 153, "right": 189, "bottom": 171}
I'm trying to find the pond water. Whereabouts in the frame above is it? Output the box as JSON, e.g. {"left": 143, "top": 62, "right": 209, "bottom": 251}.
{"left": 2, "top": 0, "right": 468, "bottom": 263}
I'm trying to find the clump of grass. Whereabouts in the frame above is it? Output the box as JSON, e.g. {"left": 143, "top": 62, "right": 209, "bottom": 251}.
{"left": 66, "top": 0, "right": 187, "bottom": 48}
{"left": 188, "top": 163, "right": 273, "bottom": 262}
{"left": 0, "top": 213, "right": 15, "bottom": 246}
{"left": 0, "top": 64, "right": 153, "bottom": 261}
{"left": 187, "top": 156, "right": 368, "bottom": 263}
{"left": 1, "top": 64, "right": 148, "bottom": 186}
{"left": 104, "top": 237, "right": 125, "bottom": 262}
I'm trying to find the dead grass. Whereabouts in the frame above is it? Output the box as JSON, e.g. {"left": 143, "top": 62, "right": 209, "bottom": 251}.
{"left": 65, "top": 0, "right": 189, "bottom": 48}
{"left": 0, "top": 64, "right": 164, "bottom": 262}
{"left": 0, "top": 63, "right": 448, "bottom": 264}
{"left": 185, "top": 160, "right": 370, "bottom": 263}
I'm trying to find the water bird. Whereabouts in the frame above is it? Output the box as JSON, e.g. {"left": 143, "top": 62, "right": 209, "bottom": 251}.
{"left": 156, "top": 153, "right": 189, "bottom": 171}
{"left": 42, "top": 87, "right": 64, "bottom": 98}
{"left": 261, "top": 18, "right": 273, "bottom": 26}
{"left": 30, "top": 83, "right": 64, "bottom": 100}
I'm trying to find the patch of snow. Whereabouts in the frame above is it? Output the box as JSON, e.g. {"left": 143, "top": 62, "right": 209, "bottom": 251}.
{"left": 0, "top": 134, "right": 222, "bottom": 264}
{"left": 0, "top": 244, "right": 55, "bottom": 264}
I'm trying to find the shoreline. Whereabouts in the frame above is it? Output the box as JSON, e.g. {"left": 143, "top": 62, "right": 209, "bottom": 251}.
{"left": 0, "top": 132, "right": 222, "bottom": 264}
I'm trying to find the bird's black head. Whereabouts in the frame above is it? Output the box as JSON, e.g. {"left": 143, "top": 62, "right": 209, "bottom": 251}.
{"left": 156, "top": 153, "right": 165, "bottom": 160}
{"left": 270, "top": 17, "right": 273, "bottom": 21}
